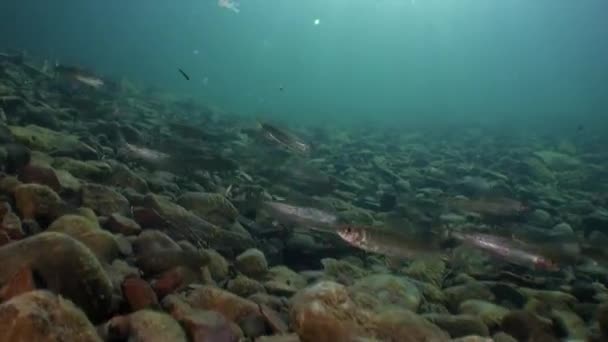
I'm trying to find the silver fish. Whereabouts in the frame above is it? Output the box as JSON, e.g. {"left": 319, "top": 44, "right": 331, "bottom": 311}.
{"left": 258, "top": 122, "right": 310, "bottom": 155}
{"left": 263, "top": 201, "right": 337, "bottom": 229}
{"left": 451, "top": 232, "right": 558, "bottom": 271}
{"left": 337, "top": 225, "right": 443, "bottom": 260}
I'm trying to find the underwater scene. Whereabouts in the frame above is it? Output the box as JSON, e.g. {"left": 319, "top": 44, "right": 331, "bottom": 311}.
{"left": 1, "top": 0, "right": 608, "bottom": 341}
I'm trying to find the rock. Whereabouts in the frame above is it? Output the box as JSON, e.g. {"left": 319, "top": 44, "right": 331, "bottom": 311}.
{"left": 263, "top": 265, "right": 307, "bottom": 297}
{"left": 485, "top": 282, "right": 527, "bottom": 308}
{"left": 162, "top": 295, "right": 243, "bottom": 342}
{"left": 0, "top": 232, "right": 113, "bottom": 321}
{"left": 0, "top": 266, "right": 38, "bottom": 301}
{"left": 500, "top": 310, "right": 553, "bottom": 341}
{"left": 582, "top": 210, "right": 608, "bottom": 235}
{"left": 106, "top": 310, "right": 187, "bottom": 342}
{"left": 0, "top": 290, "right": 101, "bottom": 341}
{"left": 403, "top": 257, "right": 446, "bottom": 287}
{"left": 552, "top": 222, "right": 574, "bottom": 234}
{"left": 53, "top": 157, "right": 112, "bottom": 181}
{"left": 4, "top": 143, "right": 31, "bottom": 173}
{"left": 132, "top": 229, "right": 181, "bottom": 254}
{"left": 423, "top": 314, "right": 489, "bottom": 338}
{"left": 598, "top": 303, "right": 608, "bottom": 338}
{"left": 47, "top": 214, "right": 121, "bottom": 263}
{"left": 1, "top": 211, "right": 24, "bottom": 239}
{"left": 444, "top": 282, "right": 495, "bottom": 312}
{"left": 142, "top": 193, "right": 254, "bottom": 253}
{"left": 259, "top": 303, "right": 289, "bottom": 334}
{"left": 519, "top": 288, "right": 577, "bottom": 310}
{"left": 206, "top": 249, "right": 230, "bottom": 282}
{"left": 290, "top": 281, "right": 449, "bottom": 342}
{"left": 19, "top": 163, "right": 61, "bottom": 191}
{"left": 180, "top": 309, "right": 241, "bottom": 342}
{"left": 105, "top": 259, "right": 140, "bottom": 290}
{"left": 551, "top": 309, "right": 587, "bottom": 340}
{"left": 121, "top": 276, "right": 160, "bottom": 311}
{"left": 29, "top": 150, "right": 54, "bottom": 166}
{"left": 529, "top": 209, "right": 552, "bottom": 227}
{"left": 256, "top": 334, "right": 300, "bottom": 342}
{"left": 152, "top": 266, "right": 200, "bottom": 298}
{"left": 235, "top": 248, "right": 269, "bottom": 278}
{"left": 13, "top": 183, "right": 62, "bottom": 221}
{"left": 183, "top": 285, "right": 261, "bottom": 323}
{"left": 177, "top": 192, "right": 239, "bottom": 227}
{"left": 0, "top": 230, "right": 9, "bottom": 246}
{"left": 227, "top": 274, "right": 266, "bottom": 297}
{"left": 492, "top": 332, "right": 518, "bottom": 342}
{"left": 178, "top": 239, "right": 199, "bottom": 252}
{"left": 321, "top": 257, "right": 369, "bottom": 285}
{"left": 135, "top": 248, "right": 210, "bottom": 277}
{"left": 106, "top": 161, "right": 149, "bottom": 193}
{"left": 350, "top": 274, "right": 422, "bottom": 312}
{"left": 105, "top": 213, "right": 141, "bottom": 235}
{"left": 81, "top": 183, "right": 130, "bottom": 216}
{"left": 458, "top": 300, "right": 509, "bottom": 330}
{"left": 0, "top": 174, "right": 21, "bottom": 194}
{"left": 9, "top": 124, "right": 96, "bottom": 158}
{"left": 533, "top": 150, "right": 581, "bottom": 170}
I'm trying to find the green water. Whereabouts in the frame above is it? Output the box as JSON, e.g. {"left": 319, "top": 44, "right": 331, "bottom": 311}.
{"left": 1, "top": 0, "right": 607, "bottom": 126}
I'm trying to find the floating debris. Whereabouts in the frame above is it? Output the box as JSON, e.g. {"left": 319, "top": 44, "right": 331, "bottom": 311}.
{"left": 218, "top": 0, "right": 240, "bottom": 13}
{"left": 177, "top": 68, "right": 190, "bottom": 80}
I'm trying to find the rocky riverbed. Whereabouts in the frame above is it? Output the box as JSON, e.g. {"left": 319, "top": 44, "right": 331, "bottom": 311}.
{"left": 1, "top": 52, "right": 608, "bottom": 341}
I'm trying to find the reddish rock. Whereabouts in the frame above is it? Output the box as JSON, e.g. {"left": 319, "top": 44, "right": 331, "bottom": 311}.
{"left": 152, "top": 266, "right": 198, "bottom": 298}
{"left": 1, "top": 211, "right": 24, "bottom": 239}
{"left": 106, "top": 213, "right": 141, "bottom": 236}
{"left": 181, "top": 310, "right": 241, "bottom": 342}
{"left": 0, "top": 267, "right": 37, "bottom": 301}
{"left": 19, "top": 164, "right": 61, "bottom": 192}
{"left": 0, "top": 290, "right": 102, "bottom": 341}
{"left": 13, "top": 183, "right": 63, "bottom": 221}
{"left": 132, "top": 206, "right": 169, "bottom": 229}
{"left": 121, "top": 276, "right": 159, "bottom": 311}
{"left": 0, "top": 202, "right": 11, "bottom": 220}
{"left": 183, "top": 285, "right": 260, "bottom": 322}
{"left": 0, "top": 231, "right": 11, "bottom": 246}
{"left": 81, "top": 183, "right": 130, "bottom": 216}
{"left": 162, "top": 295, "right": 242, "bottom": 342}
{"left": 259, "top": 303, "right": 289, "bottom": 334}
{"left": 105, "top": 310, "right": 187, "bottom": 342}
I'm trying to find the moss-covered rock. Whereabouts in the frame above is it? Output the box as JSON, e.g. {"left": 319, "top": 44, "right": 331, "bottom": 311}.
{"left": 47, "top": 214, "right": 121, "bottom": 263}
{"left": 177, "top": 192, "right": 239, "bottom": 227}
{"left": 0, "top": 290, "right": 101, "bottom": 341}
{"left": 0, "top": 232, "right": 113, "bottom": 321}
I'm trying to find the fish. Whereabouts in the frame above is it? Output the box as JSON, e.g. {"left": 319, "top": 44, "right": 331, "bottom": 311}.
{"left": 337, "top": 224, "right": 560, "bottom": 271}
{"left": 258, "top": 121, "right": 310, "bottom": 155}
{"left": 178, "top": 68, "right": 190, "bottom": 80}
{"left": 121, "top": 143, "right": 171, "bottom": 165}
{"left": 450, "top": 231, "right": 559, "bottom": 271}
{"left": 336, "top": 225, "right": 444, "bottom": 260}
{"left": 54, "top": 64, "right": 104, "bottom": 88}
{"left": 449, "top": 196, "right": 528, "bottom": 218}
{"left": 263, "top": 201, "right": 338, "bottom": 230}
